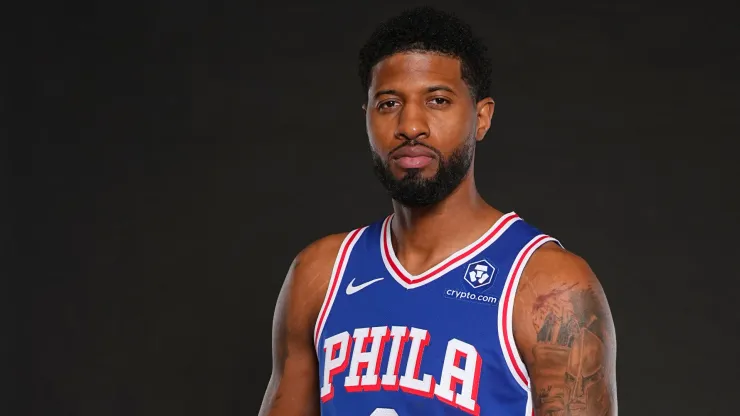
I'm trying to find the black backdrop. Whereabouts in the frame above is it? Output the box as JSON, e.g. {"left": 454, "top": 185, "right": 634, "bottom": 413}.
{"left": 15, "top": 0, "right": 739, "bottom": 415}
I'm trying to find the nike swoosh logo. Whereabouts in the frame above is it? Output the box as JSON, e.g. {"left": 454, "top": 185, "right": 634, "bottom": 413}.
{"left": 345, "top": 277, "right": 384, "bottom": 295}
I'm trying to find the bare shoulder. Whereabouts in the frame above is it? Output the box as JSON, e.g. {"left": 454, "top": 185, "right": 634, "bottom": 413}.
{"left": 287, "top": 231, "right": 352, "bottom": 317}
{"left": 269, "top": 231, "right": 350, "bottom": 361}
{"left": 523, "top": 242, "right": 599, "bottom": 289}
{"left": 517, "top": 243, "right": 615, "bottom": 342}
{"left": 513, "top": 243, "right": 618, "bottom": 415}
{"left": 298, "top": 231, "right": 351, "bottom": 265}
{"left": 259, "top": 231, "right": 351, "bottom": 416}
{"left": 292, "top": 232, "right": 351, "bottom": 284}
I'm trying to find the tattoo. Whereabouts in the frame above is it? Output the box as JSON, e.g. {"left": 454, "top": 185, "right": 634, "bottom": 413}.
{"left": 530, "top": 284, "right": 613, "bottom": 416}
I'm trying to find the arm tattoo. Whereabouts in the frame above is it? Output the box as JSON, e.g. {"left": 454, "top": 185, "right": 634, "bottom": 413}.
{"left": 530, "top": 284, "right": 614, "bottom": 415}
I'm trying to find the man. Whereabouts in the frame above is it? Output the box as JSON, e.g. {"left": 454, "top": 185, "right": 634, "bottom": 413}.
{"left": 259, "top": 6, "right": 617, "bottom": 416}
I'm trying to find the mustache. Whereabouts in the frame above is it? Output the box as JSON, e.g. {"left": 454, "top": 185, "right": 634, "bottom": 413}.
{"left": 388, "top": 140, "right": 443, "bottom": 158}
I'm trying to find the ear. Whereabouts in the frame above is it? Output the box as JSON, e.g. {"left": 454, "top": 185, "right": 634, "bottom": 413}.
{"left": 362, "top": 103, "right": 367, "bottom": 112}
{"left": 474, "top": 98, "right": 495, "bottom": 142}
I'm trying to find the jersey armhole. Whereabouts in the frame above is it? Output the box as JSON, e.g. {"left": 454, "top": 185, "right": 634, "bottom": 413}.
{"left": 497, "top": 234, "right": 563, "bottom": 393}
{"left": 312, "top": 226, "right": 368, "bottom": 355}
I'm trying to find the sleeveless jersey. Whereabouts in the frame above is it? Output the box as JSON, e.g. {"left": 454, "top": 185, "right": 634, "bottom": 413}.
{"left": 314, "top": 212, "right": 561, "bottom": 416}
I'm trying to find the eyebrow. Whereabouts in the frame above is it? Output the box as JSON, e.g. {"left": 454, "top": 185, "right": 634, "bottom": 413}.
{"left": 426, "top": 85, "right": 457, "bottom": 95}
{"left": 373, "top": 85, "right": 458, "bottom": 100}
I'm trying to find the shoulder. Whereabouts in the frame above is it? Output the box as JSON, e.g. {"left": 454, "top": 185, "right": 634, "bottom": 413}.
{"left": 296, "top": 232, "right": 351, "bottom": 269}
{"left": 513, "top": 241, "right": 616, "bottom": 352}
{"left": 292, "top": 221, "right": 376, "bottom": 281}
{"left": 516, "top": 242, "right": 611, "bottom": 321}
{"left": 521, "top": 242, "right": 598, "bottom": 290}
{"left": 290, "top": 232, "right": 352, "bottom": 292}
{"left": 270, "top": 231, "right": 354, "bottom": 348}
{"left": 277, "top": 231, "right": 355, "bottom": 321}
{"left": 512, "top": 244, "right": 618, "bottom": 414}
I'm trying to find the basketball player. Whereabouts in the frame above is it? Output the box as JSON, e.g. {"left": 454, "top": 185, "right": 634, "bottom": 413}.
{"left": 259, "top": 7, "right": 617, "bottom": 416}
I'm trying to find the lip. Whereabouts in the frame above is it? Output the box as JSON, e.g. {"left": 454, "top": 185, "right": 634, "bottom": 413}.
{"left": 390, "top": 146, "right": 437, "bottom": 160}
{"left": 568, "top": 401, "right": 587, "bottom": 411}
{"left": 390, "top": 146, "right": 438, "bottom": 169}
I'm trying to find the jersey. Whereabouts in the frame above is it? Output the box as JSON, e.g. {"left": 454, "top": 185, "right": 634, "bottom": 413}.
{"left": 313, "top": 212, "right": 561, "bottom": 416}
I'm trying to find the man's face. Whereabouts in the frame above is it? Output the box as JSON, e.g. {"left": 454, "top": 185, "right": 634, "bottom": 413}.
{"left": 364, "top": 52, "right": 494, "bottom": 207}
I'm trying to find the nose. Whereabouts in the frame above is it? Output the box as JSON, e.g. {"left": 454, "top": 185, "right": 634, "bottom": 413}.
{"left": 574, "top": 375, "right": 585, "bottom": 398}
{"left": 394, "top": 101, "right": 429, "bottom": 142}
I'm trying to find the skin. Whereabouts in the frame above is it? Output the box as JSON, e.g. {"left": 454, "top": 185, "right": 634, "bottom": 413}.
{"left": 258, "top": 233, "right": 347, "bottom": 416}
{"left": 259, "top": 52, "right": 617, "bottom": 415}
{"left": 514, "top": 245, "right": 618, "bottom": 416}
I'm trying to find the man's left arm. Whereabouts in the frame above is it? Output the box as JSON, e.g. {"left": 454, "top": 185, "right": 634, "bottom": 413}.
{"left": 513, "top": 243, "right": 617, "bottom": 416}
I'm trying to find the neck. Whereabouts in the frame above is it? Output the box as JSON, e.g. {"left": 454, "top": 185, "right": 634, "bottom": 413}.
{"left": 389, "top": 172, "right": 502, "bottom": 258}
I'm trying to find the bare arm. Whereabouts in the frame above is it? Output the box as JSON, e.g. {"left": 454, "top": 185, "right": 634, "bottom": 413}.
{"left": 514, "top": 244, "right": 618, "bottom": 416}
{"left": 259, "top": 235, "right": 346, "bottom": 416}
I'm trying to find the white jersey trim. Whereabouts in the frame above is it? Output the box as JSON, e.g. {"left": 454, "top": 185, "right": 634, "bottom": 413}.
{"left": 497, "top": 234, "right": 562, "bottom": 393}
{"left": 313, "top": 226, "right": 368, "bottom": 354}
{"left": 381, "top": 212, "right": 521, "bottom": 289}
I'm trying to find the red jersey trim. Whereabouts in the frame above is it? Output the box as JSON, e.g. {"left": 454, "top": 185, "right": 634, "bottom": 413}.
{"left": 381, "top": 212, "right": 521, "bottom": 289}
{"left": 313, "top": 227, "right": 367, "bottom": 353}
{"left": 498, "top": 234, "right": 561, "bottom": 391}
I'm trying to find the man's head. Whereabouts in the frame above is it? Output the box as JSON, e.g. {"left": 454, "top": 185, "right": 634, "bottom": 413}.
{"left": 359, "top": 7, "right": 495, "bottom": 207}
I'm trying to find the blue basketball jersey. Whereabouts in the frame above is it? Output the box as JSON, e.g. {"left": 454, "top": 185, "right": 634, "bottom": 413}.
{"left": 314, "top": 212, "right": 561, "bottom": 416}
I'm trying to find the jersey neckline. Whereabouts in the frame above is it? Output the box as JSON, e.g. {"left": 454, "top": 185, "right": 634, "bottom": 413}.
{"left": 380, "top": 211, "right": 521, "bottom": 289}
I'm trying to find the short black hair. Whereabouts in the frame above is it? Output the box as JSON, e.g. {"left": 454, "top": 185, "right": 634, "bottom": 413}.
{"left": 358, "top": 7, "right": 492, "bottom": 102}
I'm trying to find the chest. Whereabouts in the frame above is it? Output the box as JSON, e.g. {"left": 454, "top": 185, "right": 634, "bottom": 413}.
{"left": 315, "top": 254, "right": 518, "bottom": 414}
{"left": 313, "top": 216, "right": 552, "bottom": 415}
{"left": 330, "top": 255, "right": 505, "bottom": 329}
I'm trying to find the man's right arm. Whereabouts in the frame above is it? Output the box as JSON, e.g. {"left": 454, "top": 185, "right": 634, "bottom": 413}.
{"left": 258, "top": 234, "right": 347, "bottom": 416}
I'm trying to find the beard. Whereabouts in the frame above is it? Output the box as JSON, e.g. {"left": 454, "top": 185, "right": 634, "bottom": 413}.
{"left": 371, "top": 138, "right": 475, "bottom": 208}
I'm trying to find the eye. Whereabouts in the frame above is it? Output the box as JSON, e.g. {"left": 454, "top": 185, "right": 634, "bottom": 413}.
{"left": 564, "top": 372, "right": 576, "bottom": 385}
{"left": 377, "top": 100, "right": 399, "bottom": 111}
{"left": 429, "top": 97, "right": 450, "bottom": 106}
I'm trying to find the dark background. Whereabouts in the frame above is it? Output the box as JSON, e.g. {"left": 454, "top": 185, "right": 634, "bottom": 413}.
{"left": 14, "top": 0, "right": 739, "bottom": 415}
